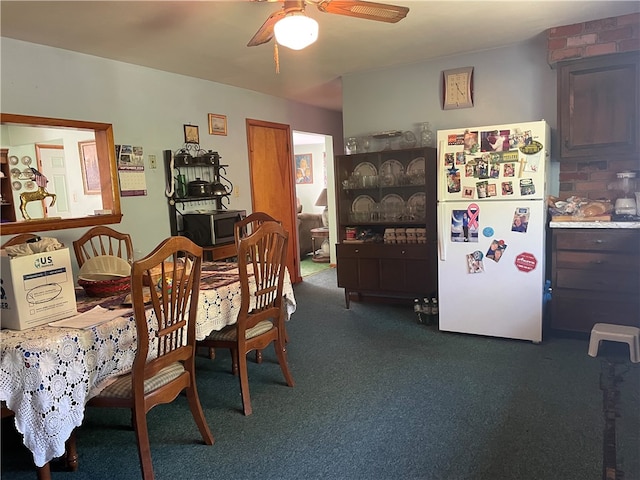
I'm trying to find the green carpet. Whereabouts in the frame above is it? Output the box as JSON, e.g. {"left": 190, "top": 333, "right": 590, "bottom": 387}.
{"left": 300, "top": 255, "right": 331, "bottom": 277}
{"left": 2, "top": 268, "right": 639, "bottom": 479}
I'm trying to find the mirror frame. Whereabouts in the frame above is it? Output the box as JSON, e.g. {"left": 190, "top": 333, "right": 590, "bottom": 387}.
{"left": 1, "top": 113, "right": 122, "bottom": 234}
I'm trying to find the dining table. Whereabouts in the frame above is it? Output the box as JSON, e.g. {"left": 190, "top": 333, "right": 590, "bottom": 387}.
{"left": 0, "top": 261, "right": 296, "bottom": 469}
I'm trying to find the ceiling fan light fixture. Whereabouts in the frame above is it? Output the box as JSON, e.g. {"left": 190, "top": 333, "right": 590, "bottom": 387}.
{"left": 274, "top": 12, "right": 318, "bottom": 50}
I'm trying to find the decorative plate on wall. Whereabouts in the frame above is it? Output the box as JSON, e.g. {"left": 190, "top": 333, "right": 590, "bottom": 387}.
{"left": 353, "top": 161, "right": 377, "bottom": 177}
{"left": 21, "top": 155, "right": 32, "bottom": 166}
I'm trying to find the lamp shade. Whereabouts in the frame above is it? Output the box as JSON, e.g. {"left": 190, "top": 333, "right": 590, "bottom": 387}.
{"left": 315, "top": 188, "right": 328, "bottom": 207}
{"left": 274, "top": 13, "right": 318, "bottom": 50}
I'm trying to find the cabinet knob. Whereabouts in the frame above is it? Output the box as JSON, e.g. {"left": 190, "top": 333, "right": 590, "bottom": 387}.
{"left": 401, "top": 250, "right": 406, "bottom": 254}
{"left": 354, "top": 249, "right": 359, "bottom": 253}
{"left": 594, "top": 239, "right": 604, "bottom": 244}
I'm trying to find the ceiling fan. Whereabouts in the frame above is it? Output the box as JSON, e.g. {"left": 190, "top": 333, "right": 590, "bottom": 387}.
{"left": 248, "top": 0, "right": 410, "bottom": 50}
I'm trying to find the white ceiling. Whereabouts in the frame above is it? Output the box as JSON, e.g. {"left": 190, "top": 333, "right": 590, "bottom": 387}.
{"left": 1, "top": 1, "right": 639, "bottom": 112}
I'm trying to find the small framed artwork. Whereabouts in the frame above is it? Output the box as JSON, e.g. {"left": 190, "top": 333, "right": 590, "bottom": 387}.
{"left": 78, "top": 140, "right": 101, "bottom": 195}
{"left": 208, "top": 114, "right": 227, "bottom": 136}
{"left": 184, "top": 124, "right": 199, "bottom": 144}
{"left": 295, "top": 153, "right": 313, "bottom": 184}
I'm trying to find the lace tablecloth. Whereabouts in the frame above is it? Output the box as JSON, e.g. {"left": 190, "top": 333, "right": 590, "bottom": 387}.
{"left": 0, "top": 261, "right": 296, "bottom": 467}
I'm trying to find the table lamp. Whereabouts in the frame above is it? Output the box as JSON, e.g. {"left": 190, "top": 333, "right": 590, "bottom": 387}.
{"left": 315, "top": 188, "right": 329, "bottom": 227}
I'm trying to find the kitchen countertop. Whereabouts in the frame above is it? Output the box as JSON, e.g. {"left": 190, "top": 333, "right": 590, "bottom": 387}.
{"left": 549, "top": 221, "right": 640, "bottom": 229}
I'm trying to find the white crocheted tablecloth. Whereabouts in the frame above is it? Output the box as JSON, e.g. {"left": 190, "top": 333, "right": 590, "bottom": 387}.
{"left": 0, "top": 261, "right": 296, "bottom": 468}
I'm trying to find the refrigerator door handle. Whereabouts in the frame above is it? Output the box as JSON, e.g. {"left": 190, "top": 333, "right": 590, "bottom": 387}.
{"left": 437, "top": 138, "right": 447, "bottom": 261}
{"left": 437, "top": 202, "right": 447, "bottom": 261}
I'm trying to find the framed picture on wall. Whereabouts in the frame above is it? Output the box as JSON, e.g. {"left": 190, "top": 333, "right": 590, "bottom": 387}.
{"left": 78, "top": 140, "right": 101, "bottom": 195}
{"left": 295, "top": 153, "right": 313, "bottom": 184}
{"left": 184, "top": 124, "right": 199, "bottom": 144}
{"left": 208, "top": 114, "right": 227, "bottom": 136}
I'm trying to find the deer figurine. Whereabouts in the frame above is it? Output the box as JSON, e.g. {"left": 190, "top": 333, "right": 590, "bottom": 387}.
{"left": 19, "top": 168, "right": 56, "bottom": 220}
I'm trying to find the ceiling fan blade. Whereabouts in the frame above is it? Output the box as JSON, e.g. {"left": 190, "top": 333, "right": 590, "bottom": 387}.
{"left": 247, "top": 9, "right": 287, "bottom": 47}
{"left": 316, "top": 0, "right": 409, "bottom": 23}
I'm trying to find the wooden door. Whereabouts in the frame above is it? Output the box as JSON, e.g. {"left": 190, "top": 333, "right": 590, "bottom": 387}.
{"left": 246, "top": 119, "right": 301, "bottom": 283}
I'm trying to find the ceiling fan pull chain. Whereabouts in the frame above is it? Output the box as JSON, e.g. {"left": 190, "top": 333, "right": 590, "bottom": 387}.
{"left": 274, "top": 42, "right": 280, "bottom": 74}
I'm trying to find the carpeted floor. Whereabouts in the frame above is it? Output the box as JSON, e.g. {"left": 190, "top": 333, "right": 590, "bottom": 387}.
{"left": 300, "top": 255, "right": 331, "bottom": 277}
{"left": 2, "top": 267, "right": 639, "bottom": 479}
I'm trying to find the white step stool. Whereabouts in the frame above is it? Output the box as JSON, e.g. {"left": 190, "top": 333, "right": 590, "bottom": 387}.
{"left": 588, "top": 323, "right": 640, "bottom": 363}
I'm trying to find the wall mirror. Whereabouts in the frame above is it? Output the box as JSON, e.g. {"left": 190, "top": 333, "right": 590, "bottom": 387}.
{"left": 0, "top": 113, "right": 121, "bottom": 235}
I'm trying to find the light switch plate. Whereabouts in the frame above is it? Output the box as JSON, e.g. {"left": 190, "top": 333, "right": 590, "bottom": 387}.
{"left": 148, "top": 154, "right": 157, "bottom": 169}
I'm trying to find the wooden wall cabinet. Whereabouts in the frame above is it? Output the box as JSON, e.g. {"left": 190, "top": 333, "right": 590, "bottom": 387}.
{"left": 550, "top": 228, "right": 640, "bottom": 333}
{"left": 0, "top": 148, "right": 17, "bottom": 223}
{"left": 334, "top": 146, "right": 437, "bottom": 308}
{"left": 558, "top": 52, "right": 640, "bottom": 158}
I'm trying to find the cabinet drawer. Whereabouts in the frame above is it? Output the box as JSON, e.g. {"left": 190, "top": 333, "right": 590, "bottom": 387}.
{"left": 551, "top": 292, "right": 640, "bottom": 332}
{"left": 554, "top": 230, "right": 639, "bottom": 253}
{"left": 555, "top": 251, "right": 639, "bottom": 272}
{"left": 337, "top": 243, "right": 428, "bottom": 259}
{"left": 555, "top": 268, "right": 639, "bottom": 293}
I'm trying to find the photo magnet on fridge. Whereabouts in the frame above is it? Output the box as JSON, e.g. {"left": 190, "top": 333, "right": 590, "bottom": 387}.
{"left": 511, "top": 207, "right": 530, "bottom": 233}
{"left": 519, "top": 178, "right": 535, "bottom": 196}
{"left": 486, "top": 240, "right": 507, "bottom": 263}
{"left": 447, "top": 166, "right": 461, "bottom": 193}
{"left": 451, "top": 209, "right": 478, "bottom": 243}
{"left": 502, "top": 181, "right": 514, "bottom": 195}
{"left": 466, "top": 250, "right": 484, "bottom": 273}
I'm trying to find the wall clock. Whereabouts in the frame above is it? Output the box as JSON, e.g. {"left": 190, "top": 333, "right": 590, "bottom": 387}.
{"left": 443, "top": 66, "right": 474, "bottom": 110}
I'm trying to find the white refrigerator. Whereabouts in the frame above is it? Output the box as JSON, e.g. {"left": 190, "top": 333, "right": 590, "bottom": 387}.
{"left": 436, "top": 120, "right": 550, "bottom": 342}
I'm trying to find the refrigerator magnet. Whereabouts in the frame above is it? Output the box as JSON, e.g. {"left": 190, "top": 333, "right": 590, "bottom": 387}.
{"left": 486, "top": 240, "right": 507, "bottom": 263}
{"left": 515, "top": 252, "right": 537, "bottom": 273}
{"left": 444, "top": 153, "right": 455, "bottom": 166}
{"left": 503, "top": 163, "right": 515, "bottom": 177}
{"left": 462, "top": 186, "right": 474, "bottom": 199}
{"left": 476, "top": 180, "right": 488, "bottom": 199}
{"left": 487, "top": 184, "right": 497, "bottom": 197}
{"left": 466, "top": 251, "right": 484, "bottom": 274}
{"left": 523, "top": 152, "right": 541, "bottom": 173}
{"left": 476, "top": 158, "right": 489, "bottom": 178}
{"left": 463, "top": 130, "right": 479, "bottom": 154}
{"left": 501, "top": 181, "right": 514, "bottom": 195}
{"left": 447, "top": 167, "right": 461, "bottom": 193}
{"left": 511, "top": 208, "right": 530, "bottom": 233}
{"left": 451, "top": 209, "right": 478, "bottom": 243}
{"left": 519, "top": 178, "right": 535, "bottom": 196}
{"left": 465, "top": 163, "right": 475, "bottom": 177}
{"left": 482, "top": 227, "right": 494, "bottom": 237}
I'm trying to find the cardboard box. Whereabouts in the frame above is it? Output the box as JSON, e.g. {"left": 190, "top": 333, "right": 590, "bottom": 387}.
{"left": 1, "top": 248, "right": 77, "bottom": 330}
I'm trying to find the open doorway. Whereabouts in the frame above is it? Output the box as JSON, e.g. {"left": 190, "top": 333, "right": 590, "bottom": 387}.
{"left": 292, "top": 130, "right": 334, "bottom": 277}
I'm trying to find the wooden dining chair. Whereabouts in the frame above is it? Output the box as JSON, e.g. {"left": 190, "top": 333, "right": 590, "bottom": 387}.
{"left": 233, "top": 211, "right": 279, "bottom": 247}
{"left": 86, "top": 236, "right": 214, "bottom": 480}
{"left": 231, "top": 211, "right": 284, "bottom": 364}
{"left": 1, "top": 233, "right": 39, "bottom": 248}
{"left": 199, "top": 222, "right": 295, "bottom": 416}
{"left": 73, "top": 225, "right": 134, "bottom": 267}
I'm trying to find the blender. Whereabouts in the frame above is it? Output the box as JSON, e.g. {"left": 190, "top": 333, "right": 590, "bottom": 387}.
{"left": 613, "top": 171, "right": 637, "bottom": 216}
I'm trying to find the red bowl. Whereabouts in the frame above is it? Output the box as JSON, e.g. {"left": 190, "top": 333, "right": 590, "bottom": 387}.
{"left": 78, "top": 276, "right": 131, "bottom": 297}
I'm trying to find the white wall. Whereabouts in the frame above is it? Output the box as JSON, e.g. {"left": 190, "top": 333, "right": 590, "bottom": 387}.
{"left": 1, "top": 38, "right": 343, "bottom": 265}
{"left": 342, "top": 34, "right": 560, "bottom": 195}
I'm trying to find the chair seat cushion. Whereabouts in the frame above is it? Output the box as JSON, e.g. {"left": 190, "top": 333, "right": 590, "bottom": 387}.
{"left": 97, "top": 362, "right": 185, "bottom": 399}
{"left": 207, "top": 320, "right": 274, "bottom": 342}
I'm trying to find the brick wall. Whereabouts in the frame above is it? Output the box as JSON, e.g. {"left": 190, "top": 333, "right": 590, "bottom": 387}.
{"left": 547, "top": 13, "right": 640, "bottom": 202}
{"left": 548, "top": 13, "right": 639, "bottom": 64}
